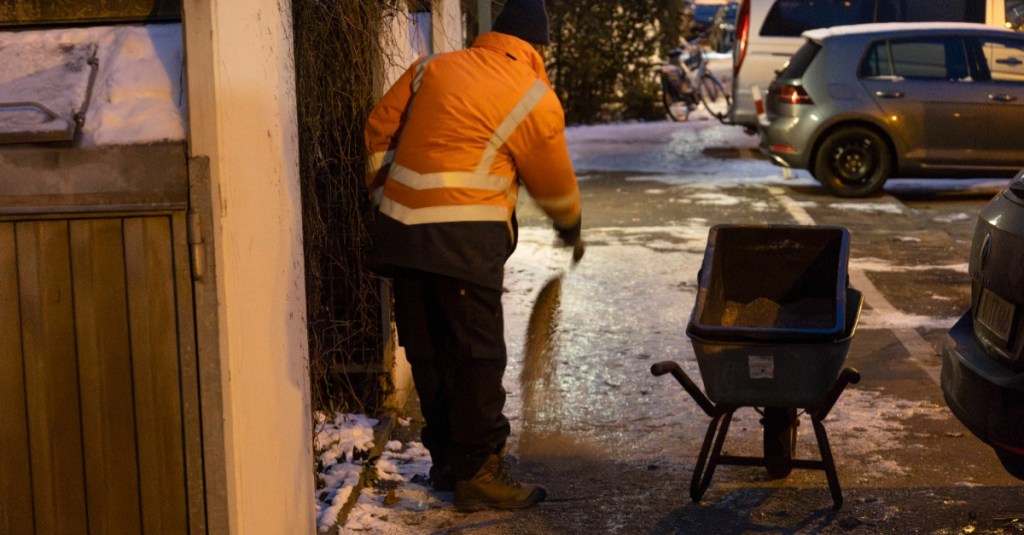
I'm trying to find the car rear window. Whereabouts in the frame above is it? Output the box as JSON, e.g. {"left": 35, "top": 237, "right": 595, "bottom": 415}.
{"left": 760, "top": 0, "right": 985, "bottom": 38}
{"left": 778, "top": 40, "right": 821, "bottom": 79}
{"left": 859, "top": 37, "right": 969, "bottom": 80}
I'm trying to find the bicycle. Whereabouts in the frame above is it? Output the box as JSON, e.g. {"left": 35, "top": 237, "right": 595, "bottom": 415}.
{"left": 655, "top": 38, "right": 732, "bottom": 122}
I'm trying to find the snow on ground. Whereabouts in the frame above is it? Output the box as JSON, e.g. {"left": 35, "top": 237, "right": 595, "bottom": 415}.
{"left": 315, "top": 413, "right": 380, "bottom": 532}
{"left": 314, "top": 413, "right": 440, "bottom": 533}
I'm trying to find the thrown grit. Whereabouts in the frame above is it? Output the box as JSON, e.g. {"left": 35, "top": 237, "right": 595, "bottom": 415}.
{"left": 519, "top": 275, "right": 562, "bottom": 420}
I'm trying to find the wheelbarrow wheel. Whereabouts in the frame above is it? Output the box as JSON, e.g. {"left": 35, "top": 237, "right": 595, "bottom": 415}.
{"left": 762, "top": 407, "right": 798, "bottom": 479}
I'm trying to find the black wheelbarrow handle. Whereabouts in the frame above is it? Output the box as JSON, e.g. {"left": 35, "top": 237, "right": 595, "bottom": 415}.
{"left": 812, "top": 367, "right": 861, "bottom": 420}
{"left": 651, "top": 360, "right": 721, "bottom": 417}
{"left": 652, "top": 361, "right": 860, "bottom": 419}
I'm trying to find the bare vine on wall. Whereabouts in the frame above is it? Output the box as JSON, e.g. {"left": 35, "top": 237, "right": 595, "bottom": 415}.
{"left": 293, "top": 0, "right": 405, "bottom": 416}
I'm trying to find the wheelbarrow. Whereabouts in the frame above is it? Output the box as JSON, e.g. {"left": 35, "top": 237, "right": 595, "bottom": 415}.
{"left": 651, "top": 225, "right": 864, "bottom": 510}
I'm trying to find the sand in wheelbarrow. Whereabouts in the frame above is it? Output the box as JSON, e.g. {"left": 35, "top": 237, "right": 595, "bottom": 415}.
{"left": 719, "top": 297, "right": 836, "bottom": 329}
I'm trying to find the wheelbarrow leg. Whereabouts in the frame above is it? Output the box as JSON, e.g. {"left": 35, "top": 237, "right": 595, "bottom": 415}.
{"left": 691, "top": 409, "right": 734, "bottom": 503}
{"left": 809, "top": 367, "right": 860, "bottom": 510}
{"left": 811, "top": 416, "right": 843, "bottom": 510}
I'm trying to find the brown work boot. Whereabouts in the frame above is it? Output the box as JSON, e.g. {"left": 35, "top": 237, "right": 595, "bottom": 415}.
{"left": 453, "top": 454, "right": 547, "bottom": 511}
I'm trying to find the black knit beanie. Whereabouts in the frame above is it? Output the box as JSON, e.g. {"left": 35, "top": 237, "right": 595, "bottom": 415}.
{"left": 492, "top": 0, "right": 550, "bottom": 45}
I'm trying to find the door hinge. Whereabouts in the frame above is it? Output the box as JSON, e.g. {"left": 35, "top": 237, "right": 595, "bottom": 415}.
{"left": 188, "top": 211, "right": 205, "bottom": 280}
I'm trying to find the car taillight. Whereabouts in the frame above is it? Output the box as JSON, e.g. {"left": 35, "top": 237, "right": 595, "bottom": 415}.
{"left": 734, "top": 0, "right": 750, "bottom": 79}
{"left": 772, "top": 84, "right": 813, "bottom": 105}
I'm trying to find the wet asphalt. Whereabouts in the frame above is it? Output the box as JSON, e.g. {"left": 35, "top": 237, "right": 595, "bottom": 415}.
{"left": 377, "top": 121, "right": 1023, "bottom": 534}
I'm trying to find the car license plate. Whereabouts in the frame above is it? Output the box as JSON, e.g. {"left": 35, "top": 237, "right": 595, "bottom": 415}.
{"left": 977, "top": 288, "right": 1015, "bottom": 342}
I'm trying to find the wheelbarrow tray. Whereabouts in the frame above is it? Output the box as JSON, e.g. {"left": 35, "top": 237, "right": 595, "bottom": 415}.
{"left": 690, "top": 225, "right": 850, "bottom": 342}
{"left": 688, "top": 288, "right": 863, "bottom": 409}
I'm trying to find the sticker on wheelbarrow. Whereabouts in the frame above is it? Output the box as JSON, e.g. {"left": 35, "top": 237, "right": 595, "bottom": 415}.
{"left": 748, "top": 355, "right": 774, "bottom": 379}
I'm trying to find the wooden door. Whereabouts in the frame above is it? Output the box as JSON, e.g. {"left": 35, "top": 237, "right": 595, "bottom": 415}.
{"left": 0, "top": 143, "right": 205, "bottom": 534}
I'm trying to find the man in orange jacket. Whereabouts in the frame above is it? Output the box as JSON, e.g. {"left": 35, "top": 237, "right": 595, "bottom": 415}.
{"left": 364, "top": 0, "right": 581, "bottom": 512}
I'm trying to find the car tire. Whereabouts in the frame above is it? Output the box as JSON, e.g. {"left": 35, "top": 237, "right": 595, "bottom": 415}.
{"left": 812, "top": 126, "right": 892, "bottom": 198}
{"left": 996, "top": 449, "right": 1024, "bottom": 480}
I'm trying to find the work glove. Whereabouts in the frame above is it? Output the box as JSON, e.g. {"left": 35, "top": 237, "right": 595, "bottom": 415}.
{"left": 554, "top": 217, "right": 581, "bottom": 247}
{"left": 554, "top": 217, "right": 584, "bottom": 265}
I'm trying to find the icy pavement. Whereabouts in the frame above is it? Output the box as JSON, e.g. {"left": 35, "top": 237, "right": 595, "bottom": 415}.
{"left": 318, "top": 212, "right": 985, "bottom": 533}
{"left": 314, "top": 120, "right": 1021, "bottom": 533}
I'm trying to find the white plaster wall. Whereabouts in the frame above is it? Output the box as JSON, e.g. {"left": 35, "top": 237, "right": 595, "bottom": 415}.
{"left": 384, "top": 6, "right": 415, "bottom": 89}
{"left": 384, "top": 0, "right": 463, "bottom": 89}
{"left": 434, "top": 0, "right": 463, "bottom": 54}
{"left": 182, "top": 0, "right": 313, "bottom": 533}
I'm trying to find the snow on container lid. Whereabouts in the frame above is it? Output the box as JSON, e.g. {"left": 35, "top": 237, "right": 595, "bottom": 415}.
{"left": 0, "top": 41, "right": 96, "bottom": 144}
{"left": 0, "top": 24, "right": 185, "bottom": 148}
{"left": 688, "top": 224, "right": 850, "bottom": 342}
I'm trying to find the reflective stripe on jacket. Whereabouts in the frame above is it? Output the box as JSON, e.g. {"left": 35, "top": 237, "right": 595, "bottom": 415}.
{"left": 364, "top": 32, "right": 581, "bottom": 289}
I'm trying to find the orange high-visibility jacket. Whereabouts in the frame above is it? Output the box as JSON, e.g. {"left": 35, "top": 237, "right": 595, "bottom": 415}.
{"left": 365, "top": 32, "right": 581, "bottom": 289}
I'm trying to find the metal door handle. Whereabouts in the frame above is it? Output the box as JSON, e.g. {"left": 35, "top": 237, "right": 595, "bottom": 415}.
{"left": 988, "top": 94, "right": 1018, "bottom": 103}
{"left": 874, "top": 91, "right": 904, "bottom": 98}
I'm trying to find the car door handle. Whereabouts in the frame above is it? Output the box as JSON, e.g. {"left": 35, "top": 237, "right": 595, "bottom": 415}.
{"left": 874, "top": 91, "right": 904, "bottom": 98}
{"left": 996, "top": 57, "right": 1023, "bottom": 66}
{"left": 988, "top": 94, "right": 1018, "bottom": 103}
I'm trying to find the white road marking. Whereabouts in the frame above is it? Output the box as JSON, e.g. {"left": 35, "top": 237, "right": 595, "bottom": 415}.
{"left": 767, "top": 186, "right": 814, "bottom": 224}
{"left": 847, "top": 268, "right": 942, "bottom": 385}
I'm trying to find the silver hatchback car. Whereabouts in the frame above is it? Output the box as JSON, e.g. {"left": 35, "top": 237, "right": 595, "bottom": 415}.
{"left": 760, "top": 22, "right": 1024, "bottom": 197}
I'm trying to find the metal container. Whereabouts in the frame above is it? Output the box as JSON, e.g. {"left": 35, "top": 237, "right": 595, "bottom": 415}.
{"left": 689, "top": 288, "right": 863, "bottom": 408}
{"left": 689, "top": 224, "right": 850, "bottom": 342}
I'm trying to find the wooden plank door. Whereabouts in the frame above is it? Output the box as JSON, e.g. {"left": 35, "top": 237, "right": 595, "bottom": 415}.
{"left": 0, "top": 213, "right": 203, "bottom": 534}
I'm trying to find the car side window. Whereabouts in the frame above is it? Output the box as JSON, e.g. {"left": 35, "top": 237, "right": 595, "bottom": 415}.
{"left": 888, "top": 37, "right": 969, "bottom": 80}
{"left": 976, "top": 38, "right": 1024, "bottom": 82}
{"left": 761, "top": 0, "right": 874, "bottom": 37}
{"left": 860, "top": 41, "right": 894, "bottom": 78}
{"left": 875, "top": 0, "right": 985, "bottom": 23}
{"left": 761, "top": 0, "right": 986, "bottom": 37}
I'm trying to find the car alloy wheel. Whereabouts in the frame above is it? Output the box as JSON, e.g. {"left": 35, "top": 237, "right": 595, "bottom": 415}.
{"left": 813, "top": 125, "right": 892, "bottom": 198}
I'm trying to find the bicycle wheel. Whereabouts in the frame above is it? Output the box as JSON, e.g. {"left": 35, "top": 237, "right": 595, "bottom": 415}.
{"left": 697, "top": 73, "right": 731, "bottom": 120}
{"left": 661, "top": 79, "right": 691, "bottom": 122}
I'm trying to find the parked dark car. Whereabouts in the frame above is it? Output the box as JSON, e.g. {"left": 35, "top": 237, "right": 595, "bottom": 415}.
{"left": 759, "top": 22, "right": 1024, "bottom": 197}
{"left": 942, "top": 170, "right": 1024, "bottom": 481}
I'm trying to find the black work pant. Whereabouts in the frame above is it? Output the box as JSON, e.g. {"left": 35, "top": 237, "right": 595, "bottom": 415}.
{"left": 391, "top": 269, "right": 511, "bottom": 480}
